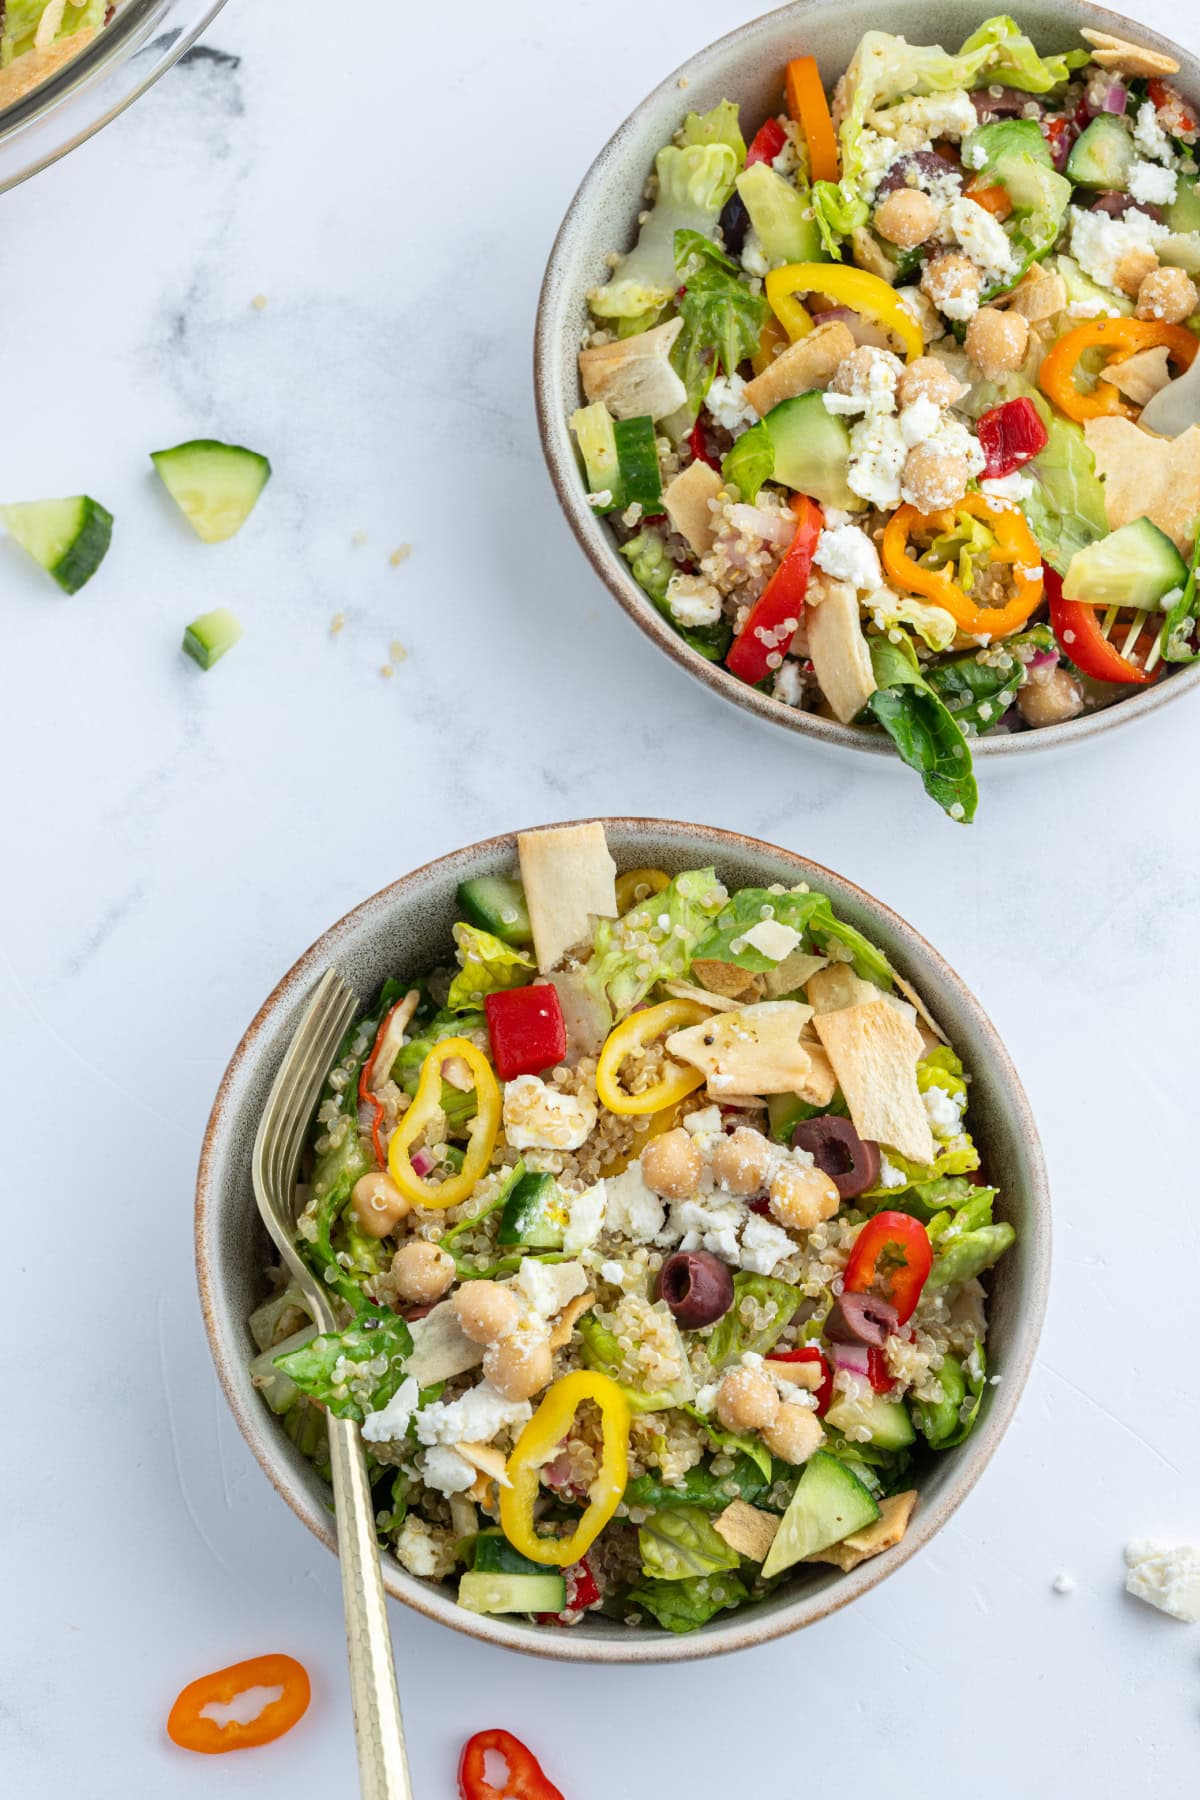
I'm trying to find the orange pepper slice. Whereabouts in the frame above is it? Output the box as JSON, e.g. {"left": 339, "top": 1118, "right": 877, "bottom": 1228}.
{"left": 1037, "top": 317, "right": 1197, "bottom": 423}
{"left": 785, "top": 55, "right": 839, "bottom": 184}
{"left": 167, "top": 1654, "right": 310, "bottom": 1754}
{"left": 882, "top": 494, "right": 1045, "bottom": 640}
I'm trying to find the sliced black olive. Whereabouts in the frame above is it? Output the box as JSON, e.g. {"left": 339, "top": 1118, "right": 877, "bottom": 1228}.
{"left": 717, "top": 189, "right": 750, "bottom": 258}
{"left": 826, "top": 1291, "right": 900, "bottom": 1346}
{"left": 791, "top": 1115, "right": 881, "bottom": 1199}
{"left": 875, "top": 149, "right": 960, "bottom": 194}
{"left": 655, "top": 1250, "right": 735, "bottom": 1331}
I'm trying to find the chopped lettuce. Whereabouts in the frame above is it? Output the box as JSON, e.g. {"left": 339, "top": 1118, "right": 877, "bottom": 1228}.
{"left": 589, "top": 143, "right": 738, "bottom": 319}
{"left": 682, "top": 1406, "right": 774, "bottom": 1483}
{"left": 273, "top": 1308, "right": 414, "bottom": 1423}
{"left": 917, "top": 1045, "right": 968, "bottom": 1104}
{"left": 704, "top": 1273, "right": 802, "bottom": 1367}
{"left": 679, "top": 99, "right": 746, "bottom": 165}
{"left": 577, "top": 1310, "right": 694, "bottom": 1411}
{"left": 446, "top": 923, "right": 534, "bottom": 1011}
{"left": 585, "top": 865, "right": 728, "bottom": 1017}
{"left": 867, "top": 636, "right": 978, "bottom": 824}
{"left": 627, "top": 1571, "right": 750, "bottom": 1633}
{"left": 394, "top": 1007, "right": 486, "bottom": 1093}
{"left": 638, "top": 1506, "right": 742, "bottom": 1580}
{"left": 3, "top": 0, "right": 105, "bottom": 60}
{"left": 911, "top": 1344, "right": 986, "bottom": 1447}
{"left": 625, "top": 1453, "right": 771, "bottom": 1512}
{"left": 811, "top": 178, "right": 870, "bottom": 259}
{"left": 969, "top": 380, "right": 1107, "bottom": 576}
{"left": 619, "top": 528, "right": 732, "bottom": 662}
{"left": 673, "top": 230, "right": 768, "bottom": 415}
{"left": 693, "top": 885, "right": 894, "bottom": 988}
{"left": 1162, "top": 527, "right": 1200, "bottom": 663}
{"left": 721, "top": 420, "right": 774, "bottom": 502}
{"left": 962, "top": 120, "right": 1071, "bottom": 287}
{"left": 924, "top": 626, "right": 1053, "bottom": 733}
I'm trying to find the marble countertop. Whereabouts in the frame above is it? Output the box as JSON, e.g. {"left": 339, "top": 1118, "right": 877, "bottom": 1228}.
{"left": 3, "top": 1, "right": 1198, "bottom": 1792}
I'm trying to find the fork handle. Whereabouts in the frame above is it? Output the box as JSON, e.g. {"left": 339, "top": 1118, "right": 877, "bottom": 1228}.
{"left": 327, "top": 1414, "right": 413, "bottom": 1800}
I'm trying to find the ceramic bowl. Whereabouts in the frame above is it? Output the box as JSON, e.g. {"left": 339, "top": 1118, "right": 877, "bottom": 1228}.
{"left": 195, "top": 819, "right": 1050, "bottom": 1663}
{"left": 534, "top": 0, "right": 1200, "bottom": 762}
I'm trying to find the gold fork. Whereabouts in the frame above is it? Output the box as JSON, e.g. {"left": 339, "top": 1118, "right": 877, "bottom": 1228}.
{"left": 252, "top": 967, "right": 412, "bottom": 1800}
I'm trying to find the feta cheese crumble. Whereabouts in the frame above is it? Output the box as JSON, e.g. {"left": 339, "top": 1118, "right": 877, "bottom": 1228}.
{"left": 1069, "top": 206, "right": 1170, "bottom": 293}
{"left": 361, "top": 1375, "right": 420, "bottom": 1444}
{"left": 814, "top": 523, "right": 883, "bottom": 591}
{"left": 667, "top": 572, "right": 723, "bottom": 627}
{"left": 1128, "top": 159, "right": 1178, "bottom": 206}
{"left": 1134, "top": 98, "right": 1174, "bottom": 165}
{"left": 948, "top": 196, "right": 1017, "bottom": 285}
{"left": 1124, "top": 1539, "right": 1200, "bottom": 1622}
{"left": 515, "top": 1257, "right": 589, "bottom": 1319}
{"left": 705, "top": 371, "right": 759, "bottom": 436}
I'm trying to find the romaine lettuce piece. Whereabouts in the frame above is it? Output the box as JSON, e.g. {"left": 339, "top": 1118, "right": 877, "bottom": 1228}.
{"left": 867, "top": 637, "right": 978, "bottom": 824}
{"left": 584, "top": 866, "right": 727, "bottom": 1017}
{"left": 589, "top": 143, "right": 738, "bottom": 319}
{"left": 704, "top": 1273, "right": 802, "bottom": 1368}
{"left": 673, "top": 230, "right": 768, "bottom": 415}
{"left": 679, "top": 99, "right": 746, "bottom": 165}
{"left": 446, "top": 923, "right": 534, "bottom": 1012}
{"left": 626, "top": 1571, "right": 749, "bottom": 1632}
{"left": 693, "top": 886, "right": 894, "bottom": 988}
{"left": 638, "top": 1506, "right": 742, "bottom": 1580}
{"left": 273, "top": 1308, "right": 414, "bottom": 1423}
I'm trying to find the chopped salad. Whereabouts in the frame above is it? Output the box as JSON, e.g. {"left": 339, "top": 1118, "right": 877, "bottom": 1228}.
{"left": 250, "top": 824, "right": 1014, "bottom": 1636}
{"left": 570, "top": 15, "right": 1200, "bottom": 820}
{"left": 0, "top": 2, "right": 114, "bottom": 109}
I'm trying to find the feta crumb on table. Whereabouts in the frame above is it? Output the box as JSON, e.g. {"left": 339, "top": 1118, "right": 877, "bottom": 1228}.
{"left": 1124, "top": 1539, "right": 1200, "bottom": 1621}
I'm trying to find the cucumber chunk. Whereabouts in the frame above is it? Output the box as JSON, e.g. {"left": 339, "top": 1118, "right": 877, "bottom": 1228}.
{"left": 761, "top": 1449, "right": 880, "bottom": 1578}
{"left": 1066, "top": 116, "right": 1135, "bottom": 191}
{"left": 1054, "top": 253, "right": 1133, "bottom": 317}
{"left": 825, "top": 1391, "right": 916, "bottom": 1450}
{"left": 735, "top": 161, "right": 826, "bottom": 265}
{"left": 497, "top": 1171, "right": 568, "bottom": 1247}
{"left": 1168, "top": 176, "right": 1200, "bottom": 236}
{"left": 457, "top": 875, "right": 533, "bottom": 946}
{"left": 570, "top": 407, "right": 663, "bottom": 515}
{"left": 0, "top": 495, "right": 113, "bottom": 593}
{"left": 182, "top": 606, "right": 244, "bottom": 670}
{"left": 763, "top": 392, "right": 864, "bottom": 512}
{"left": 151, "top": 438, "right": 271, "bottom": 542}
{"left": 1063, "top": 517, "right": 1188, "bottom": 610}
{"left": 458, "top": 1571, "right": 566, "bottom": 1615}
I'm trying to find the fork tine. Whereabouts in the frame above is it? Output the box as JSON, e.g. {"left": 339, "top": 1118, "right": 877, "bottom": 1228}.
{"left": 271, "top": 989, "right": 359, "bottom": 1210}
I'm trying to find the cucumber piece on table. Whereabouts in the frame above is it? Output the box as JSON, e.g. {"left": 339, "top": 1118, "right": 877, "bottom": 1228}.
{"left": 0, "top": 495, "right": 113, "bottom": 593}
{"left": 151, "top": 438, "right": 271, "bottom": 542}
{"left": 1063, "top": 517, "right": 1188, "bottom": 611}
{"left": 182, "top": 606, "right": 244, "bottom": 669}
{"left": 760, "top": 1449, "right": 880, "bottom": 1578}
{"left": 458, "top": 1571, "right": 566, "bottom": 1615}
{"left": 457, "top": 875, "right": 533, "bottom": 947}
{"left": 825, "top": 1391, "right": 916, "bottom": 1451}
{"left": 497, "top": 1171, "right": 567, "bottom": 1248}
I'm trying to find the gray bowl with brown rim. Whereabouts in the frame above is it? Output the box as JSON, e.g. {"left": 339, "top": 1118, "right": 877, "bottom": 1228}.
{"left": 194, "top": 818, "right": 1050, "bottom": 1663}
{"left": 533, "top": 0, "right": 1200, "bottom": 763}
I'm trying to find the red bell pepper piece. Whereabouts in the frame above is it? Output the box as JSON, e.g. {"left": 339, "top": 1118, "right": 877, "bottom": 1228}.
{"left": 459, "top": 1729, "right": 566, "bottom": 1800}
{"left": 1046, "top": 567, "right": 1156, "bottom": 685}
{"left": 1148, "top": 77, "right": 1196, "bottom": 132}
{"left": 843, "top": 1211, "right": 933, "bottom": 1326}
{"left": 725, "top": 494, "right": 823, "bottom": 684}
{"left": 977, "top": 397, "right": 1048, "bottom": 479}
{"left": 770, "top": 1346, "right": 834, "bottom": 1415}
{"left": 358, "top": 995, "right": 410, "bottom": 1168}
{"left": 745, "top": 116, "right": 788, "bottom": 167}
{"left": 1039, "top": 113, "right": 1074, "bottom": 169}
{"left": 688, "top": 417, "right": 719, "bottom": 469}
{"left": 484, "top": 984, "right": 567, "bottom": 1081}
{"left": 866, "top": 1346, "right": 893, "bottom": 1393}
{"left": 536, "top": 1557, "right": 600, "bottom": 1624}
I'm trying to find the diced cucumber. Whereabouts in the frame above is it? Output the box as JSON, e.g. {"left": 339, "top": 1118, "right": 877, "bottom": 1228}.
{"left": 612, "top": 416, "right": 663, "bottom": 510}
{"left": 457, "top": 875, "right": 533, "bottom": 947}
{"left": 1054, "top": 253, "right": 1133, "bottom": 317}
{"left": 570, "top": 407, "right": 663, "bottom": 515}
{"left": 182, "top": 606, "right": 244, "bottom": 670}
{"left": 760, "top": 1449, "right": 880, "bottom": 1578}
{"left": 572, "top": 402, "right": 620, "bottom": 501}
{"left": 0, "top": 495, "right": 113, "bottom": 594}
{"left": 1168, "top": 176, "right": 1200, "bottom": 236}
{"left": 496, "top": 1171, "right": 568, "bottom": 1247}
{"left": 473, "top": 1532, "right": 545, "bottom": 1576}
{"left": 1066, "top": 116, "right": 1135, "bottom": 191}
{"left": 735, "top": 162, "right": 826, "bottom": 265}
{"left": 458, "top": 1571, "right": 566, "bottom": 1615}
{"left": 763, "top": 391, "right": 863, "bottom": 512}
{"left": 825, "top": 1391, "right": 916, "bottom": 1450}
{"left": 150, "top": 438, "right": 271, "bottom": 542}
{"left": 1063, "top": 517, "right": 1188, "bottom": 610}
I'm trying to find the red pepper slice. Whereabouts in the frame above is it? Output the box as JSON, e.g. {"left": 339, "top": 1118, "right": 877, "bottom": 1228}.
{"left": 866, "top": 1346, "right": 893, "bottom": 1394}
{"left": 745, "top": 116, "right": 788, "bottom": 167}
{"left": 769, "top": 1346, "right": 834, "bottom": 1415}
{"left": 1039, "top": 114, "right": 1073, "bottom": 166}
{"left": 459, "top": 1728, "right": 566, "bottom": 1800}
{"left": 536, "top": 1557, "right": 600, "bottom": 1624}
{"left": 843, "top": 1212, "right": 933, "bottom": 1326}
{"left": 977, "top": 397, "right": 1048, "bottom": 479}
{"left": 484, "top": 984, "right": 567, "bottom": 1081}
{"left": 1148, "top": 77, "right": 1196, "bottom": 131}
{"left": 167, "top": 1654, "right": 310, "bottom": 1755}
{"left": 357, "top": 998, "right": 410, "bottom": 1168}
{"left": 725, "top": 494, "right": 823, "bottom": 685}
{"left": 688, "top": 417, "right": 719, "bottom": 469}
{"left": 1046, "top": 567, "right": 1157, "bottom": 685}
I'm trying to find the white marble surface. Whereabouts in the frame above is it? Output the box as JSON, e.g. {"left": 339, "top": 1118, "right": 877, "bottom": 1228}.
{"left": 3, "top": 1, "right": 1199, "bottom": 1792}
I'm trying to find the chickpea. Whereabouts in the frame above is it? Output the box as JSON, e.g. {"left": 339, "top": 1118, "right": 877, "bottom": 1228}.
{"left": 964, "top": 306, "right": 1029, "bottom": 381}
{"left": 900, "top": 443, "right": 972, "bottom": 513}
{"left": 768, "top": 1161, "right": 840, "bottom": 1232}
{"left": 452, "top": 1279, "right": 523, "bottom": 1345}
{"left": 762, "top": 1402, "right": 824, "bottom": 1466}
{"left": 391, "top": 1238, "right": 456, "bottom": 1304}
{"left": 715, "top": 1366, "right": 781, "bottom": 1435}
{"left": 352, "top": 1170, "right": 412, "bottom": 1239}
{"left": 640, "top": 1128, "right": 702, "bottom": 1200}
{"left": 873, "top": 187, "right": 939, "bottom": 250}
{"left": 711, "top": 1126, "right": 773, "bottom": 1196}
{"left": 1016, "top": 665, "right": 1085, "bottom": 729}
{"left": 1136, "top": 264, "right": 1199, "bottom": 324}
{"left": 483, "top": 1325, "right": 554, "bottom": 1402}
{"left": 896, "top": 355, "right": 967, "bottom": 409}
{"left": 1113, "top": 246, "right": 1159, "bottom": 298}
{"left": 829, "top": 345, "right": 903, "bottom": 399}
{"left": 920, "top": 252, "right": 984, "bottom": 320}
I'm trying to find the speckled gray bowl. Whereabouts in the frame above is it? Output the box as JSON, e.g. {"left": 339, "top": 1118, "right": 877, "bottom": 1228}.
{"left": 196, "top": 819, "right": 1049, "bottom": 1663}
{"left": 535, "top": 0, "right": 1200, "bottom": 762}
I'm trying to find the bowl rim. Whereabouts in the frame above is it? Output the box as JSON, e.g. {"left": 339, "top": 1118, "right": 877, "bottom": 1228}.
{"left": 195, "top": 816, "right": 1051, "bottom": 1663}
{"left": 532, "top": 0, "right": 1200, "bottom": 761}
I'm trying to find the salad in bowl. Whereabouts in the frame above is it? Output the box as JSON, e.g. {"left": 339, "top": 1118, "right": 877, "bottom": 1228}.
{"left": 561, "top": 13, "right": 1200, "bottom": 818}
{"left": 246, "top": 823, "right": 1020, "bottom": 1641}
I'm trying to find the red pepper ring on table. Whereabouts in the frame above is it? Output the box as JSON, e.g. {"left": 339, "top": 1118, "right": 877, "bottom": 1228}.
{"left": 1045, "top": 567, "right": 1157, "bottom": 685}
{"left": 167, "top": 1654, "right": 310, "bottom": 1755}
{"left": 725, "top": 493, "right": 823, "bottom": 685}
{"left": 459, "top": 1727, "right": 567, "bottom": 1800}
{"left": 843, "top": 1211, "right": 933, "bottom": 1326}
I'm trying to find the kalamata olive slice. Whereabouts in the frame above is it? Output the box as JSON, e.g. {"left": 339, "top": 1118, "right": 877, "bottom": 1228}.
{"left": 875, "top": 149, "right": 960, "bottom": 194}
{"left": 826, "top": 1291, "right": 900, "bottom": 1346}
{"left": 655, "top": 1251, "right": 735, "bottom": 1330}
{"left": 1091, "top": 190, "right": 1164, "bottom": 224}
{"left": 971, "top": 84, "right": 1039, "bottom": 120}
{"left": 791, "top": 1115, "right": 881, "bottom": 1199}
{"left": 718, "top": 189, "right": 751, "bottom": 258}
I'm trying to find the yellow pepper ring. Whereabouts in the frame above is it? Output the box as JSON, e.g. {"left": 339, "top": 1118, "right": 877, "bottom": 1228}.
{"left": 387, "top": 1036, "right": 500, "bottom": 1210}
{"left": 500, "top": 1370, "right": 631, "bottom": 1567}
{"left": 614, "top": 867, "right": 670, "bottom": 915}
{"left": 881, "top": 494, "right": 1045, "bottom": 641}
{"left": 595, "top": 998, "right": 710, "bottom": 1117}
{"left": 765, "top": 262, "right": 923, "bottom": 362}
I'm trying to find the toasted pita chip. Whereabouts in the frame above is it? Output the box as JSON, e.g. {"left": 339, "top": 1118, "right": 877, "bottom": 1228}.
{"left": 0, "top": 25, "right": 96, "bottom": 110}
{"left": 1080, "top": 27, "right": 1178, "bottom": 77}
{"left": 457, "top": 1441, "right": 512, "bottom": 1488}
{"left": 893, "top": 971, "right": 949, "bottom": 1046}
{"left": 549, "top": 1291, "right": 595, "bottom": 1350}
{"left": 1084, "top": 417, "right": 1200, "bottom": 551}
{"left": 692, "top": 958, "right": 764, "bottom": 1003}
{"left": 1099, "top": 345, "right": 1174, "bottom": 408}
{"left": 668, "top": 1000, "right": 816, "bottom": 1097}
{"left": 763, "top": 948, "right": 828, "bottom": 999}
{"left": 812, "top": 1001, "right": 934, "bottom": 1163}
{"left": 804, "top": 1490, "right": 918, "bottom": 1570}
{"left": 661, "top": 979, "right": 741, "bottom": 1012}
{"left": 743, "top": 320, "right": 857, "bottom": 416}
{"left": 805, "top": 578, "right": 877, "bottom": 725}
{"left": 578, "top": 318, "right": 686, "bottom": 421}
{"left": 713, "top": 1499, "right": 780, "bottom": 1562}
{"left": 992, "top": 265, "right": 1067, "bottom": 324}
{"left": 405, "top": 1302, "right": 485, "bottom": 1386}
{"left": 518, "top": 823, "right": 618, "bottom": 973}
{"left": 662, "top": 459, "right": 723, "bottom": 555}
{"left": 763, "top": 1356, "right": 823, "bottom": 1390}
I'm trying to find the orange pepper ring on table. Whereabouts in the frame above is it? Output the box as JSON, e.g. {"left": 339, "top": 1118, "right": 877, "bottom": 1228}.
{"left": 167, "top": 1654, "right": 311, "bottom": 1754}
{"left": 1037, "top": 317, "right": 1198, "bottom": 423}
{"left": 882, "top": 494, "right": 1046, "bottom": 640}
